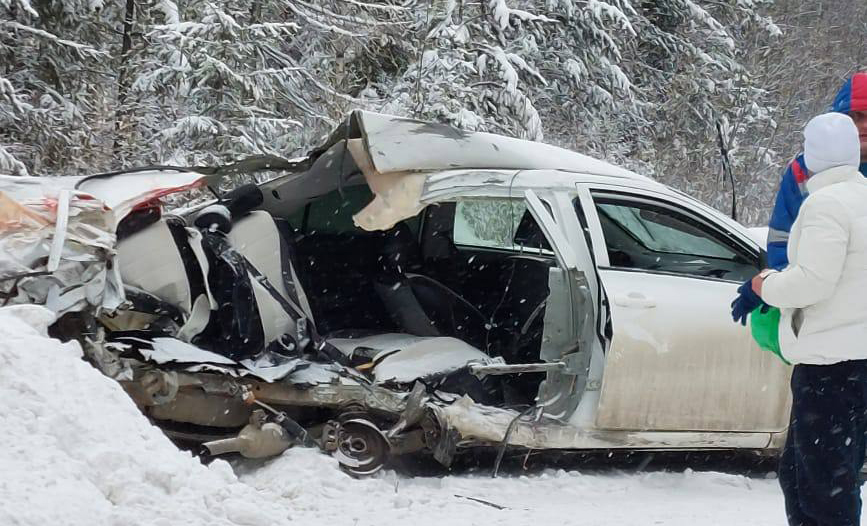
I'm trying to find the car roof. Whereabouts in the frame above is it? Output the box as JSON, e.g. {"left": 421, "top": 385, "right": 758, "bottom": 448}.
{"left": 351, "top": 110, "right": 652, "bottom": 183}
{"left": 417, "top": 167, "right": 671, "bottom": 199}
{"left": 2, "top": 112, "right": 668, "bottom": 228}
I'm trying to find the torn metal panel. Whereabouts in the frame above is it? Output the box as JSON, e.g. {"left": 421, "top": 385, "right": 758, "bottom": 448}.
{"left": 524, "top": 190, "right": 597, "bottom": 420}
{"left": 429, "top": 396, "right": 772, "bottom": 451}
{"left": 539, "top": 269, "right": 576, "bottom": 362}
{"left": 75, "top": 170, "right": 211, "bottom": 225}
{"left": 0, "top": 175, "right": 82, "bottom": 202}
{"left": 534, "top": 268, "right": 596, "bottom": 420}
{"left": 468, "top": 362, "right": 565, "bottom": 377}
{"left": 102, "top": 335, "right": 408, "bottom": 416}
{"left": 0, "top": 189, "right": 121, "bottom": 315}
{"left": 84, "top": 335, "right": 135, "bottom": 382}
{"left": 135, "top": 337, "right": 237, "bottom": 365}
{"left": 123, "top": 367, "right": 410, "bottom": 417}
{"left": 0, "top": 190, "right": 51, "bottom": 230}
{"left": 0, "top": 171, "right": 212, "bottom": 317}
{"left": 47, "top": 190, "right": 70, "bottom": 272}
{"left": 242, "top": 377, "right": 407, "bottom": 415}
{"left": 114, "top": 336, "right": 312, "bottom": 383}
{"left": 350, "top": 111, "right": 647, "bottom": 180}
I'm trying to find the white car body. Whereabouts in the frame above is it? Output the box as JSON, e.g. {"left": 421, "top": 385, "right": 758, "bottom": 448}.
{"left": 308, "top": 111, "right": 792, "bottom": 451}
{"left": 0, "top": 111, "right": 792, "bottom": 471}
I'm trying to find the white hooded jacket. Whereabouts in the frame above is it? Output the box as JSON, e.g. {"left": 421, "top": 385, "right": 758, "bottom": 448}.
{"left": 762, "top": 165, "right": 867, "bottom": 365}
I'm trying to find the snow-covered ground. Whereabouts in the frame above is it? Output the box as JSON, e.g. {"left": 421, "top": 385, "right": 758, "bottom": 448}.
{"left": 0, "top": 305, "right": 794, "bottom": 525}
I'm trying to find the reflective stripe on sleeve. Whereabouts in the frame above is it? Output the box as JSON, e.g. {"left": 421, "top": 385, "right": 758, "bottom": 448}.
{"left": 767, "top": 228, "right": 790, "bottom": 244}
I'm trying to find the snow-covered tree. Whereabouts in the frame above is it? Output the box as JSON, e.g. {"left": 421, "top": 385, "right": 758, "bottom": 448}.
{"left": 734, "top": 0, "right": 867, "bottom": 225}
{"left": 0, "top": 0, "right": 115, "bottom": 175}
{"left": 3, "top": 0, "right": 839, "bottom": 231}
{"left": 123, "top": 0, "right": 404, "bottom": 167}
{"left": 344, "top": 0, "right": 780, "bottom": 221}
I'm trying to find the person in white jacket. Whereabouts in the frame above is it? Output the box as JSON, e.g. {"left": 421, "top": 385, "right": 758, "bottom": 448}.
{"left": 752, "top": 112, "right": 867, "bottom": 526}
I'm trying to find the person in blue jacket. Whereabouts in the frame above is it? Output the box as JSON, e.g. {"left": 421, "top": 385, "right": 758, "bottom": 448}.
{"left": 731, "top": 72, "right": 867, "bottom": 526}
{"left": 732, "top": 71, "right": 867, "bottom": 324}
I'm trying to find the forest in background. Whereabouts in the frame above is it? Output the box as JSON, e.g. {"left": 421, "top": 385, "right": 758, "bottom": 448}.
{"left": 1, "top": 0, "right": 865, "bottom": 224}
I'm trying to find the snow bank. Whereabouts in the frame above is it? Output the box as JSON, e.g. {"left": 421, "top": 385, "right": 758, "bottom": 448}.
{"left": 0, "top": 305, "right": 292, "bottom": 526}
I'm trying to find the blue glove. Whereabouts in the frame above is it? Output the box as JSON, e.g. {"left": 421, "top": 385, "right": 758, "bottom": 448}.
{"left": 730, "top": 279, "right": 769, "bottom": 326}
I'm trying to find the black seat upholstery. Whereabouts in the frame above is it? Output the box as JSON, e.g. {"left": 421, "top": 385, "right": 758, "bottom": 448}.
{"left": 489, "top": 255, "right": 552, "bottom": 362}
{"left": 374, "top": 222, "right": 488, "bottom": 347}
{"left": 374, "top": 222, "right": 440, "bottom": 336}
{"left": 378, "top": 222, "right": 424, "bottom": 280}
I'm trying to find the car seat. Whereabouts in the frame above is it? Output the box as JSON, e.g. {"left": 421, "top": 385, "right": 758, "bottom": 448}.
{"left": 375, "top": 222, "right": 488, "bottom": 348}
{"left": 227, "top": 209, "right": 306, "bottom": 346}
{"left": 374, "top": 222, "right": 441, "bottom": 336}
{"left": 116, "top": 214, "right": 213, "bottom": 341}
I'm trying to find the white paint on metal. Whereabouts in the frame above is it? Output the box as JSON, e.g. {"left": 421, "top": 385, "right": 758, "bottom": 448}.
{"left": 46, "top": 189, "right": 70, "bottom": 272}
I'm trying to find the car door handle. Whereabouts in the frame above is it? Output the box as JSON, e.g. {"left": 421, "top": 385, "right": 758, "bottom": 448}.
{"left": 614, "top": 292, "right": 656, "bottom": 309}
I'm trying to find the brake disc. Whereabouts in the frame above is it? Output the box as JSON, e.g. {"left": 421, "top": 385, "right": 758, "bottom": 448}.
{"left": 331, "top": 418, "right": 391, "bottom": 477}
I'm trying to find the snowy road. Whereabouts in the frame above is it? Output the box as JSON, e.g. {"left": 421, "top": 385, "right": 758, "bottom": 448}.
{"left": 237, "top": 449, "right": 787, "bottom": 526}
{"left": 0, "top": 305, "right": 803, "bottom": 526}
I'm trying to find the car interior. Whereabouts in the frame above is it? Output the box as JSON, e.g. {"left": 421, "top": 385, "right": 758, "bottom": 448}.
{"left": 109, "top": 181, "right": 560, "bottom": 407}
{"left": 283, "top": 184, "right": 557, "bottom": 404}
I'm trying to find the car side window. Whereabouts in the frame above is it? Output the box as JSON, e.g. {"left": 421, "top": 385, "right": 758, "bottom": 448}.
{"left": 453, "top": 198, "right": 552, "bottom": 253}
{"left": 592, "top": 196, "right": 758, "bottom": 282}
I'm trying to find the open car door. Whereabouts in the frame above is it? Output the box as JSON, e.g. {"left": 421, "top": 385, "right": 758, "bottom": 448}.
{"left": 524, "top": 189, "right": 607, "bottom": 420}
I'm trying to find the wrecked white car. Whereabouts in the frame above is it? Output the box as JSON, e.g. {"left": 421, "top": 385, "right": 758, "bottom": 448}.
{"left": 0, "top": 111, "right": 791, "bottom": 475}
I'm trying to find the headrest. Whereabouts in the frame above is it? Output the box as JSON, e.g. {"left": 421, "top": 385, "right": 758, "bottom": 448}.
{"left": 381, "top": 221, "right": 421, "bottom": 270}
{"left": 223, "top": 184, "right": 264, "bottom": 219}
{"left": 192, "top": 184, "right": 264, "bottom": 233}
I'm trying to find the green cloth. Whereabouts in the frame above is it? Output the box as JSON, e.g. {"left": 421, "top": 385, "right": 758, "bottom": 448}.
{"left": 750, "top": 306, "right": 791, "bottom": 365}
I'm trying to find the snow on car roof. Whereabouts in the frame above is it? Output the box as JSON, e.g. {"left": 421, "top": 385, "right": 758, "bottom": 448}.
{"left": 0, "top": 174, "right": 83, "bottom": 200}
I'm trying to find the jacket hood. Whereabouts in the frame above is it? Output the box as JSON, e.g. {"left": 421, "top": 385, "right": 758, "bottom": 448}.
{"left": 831, "top": 72, "right": 867, "bottom": 114}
